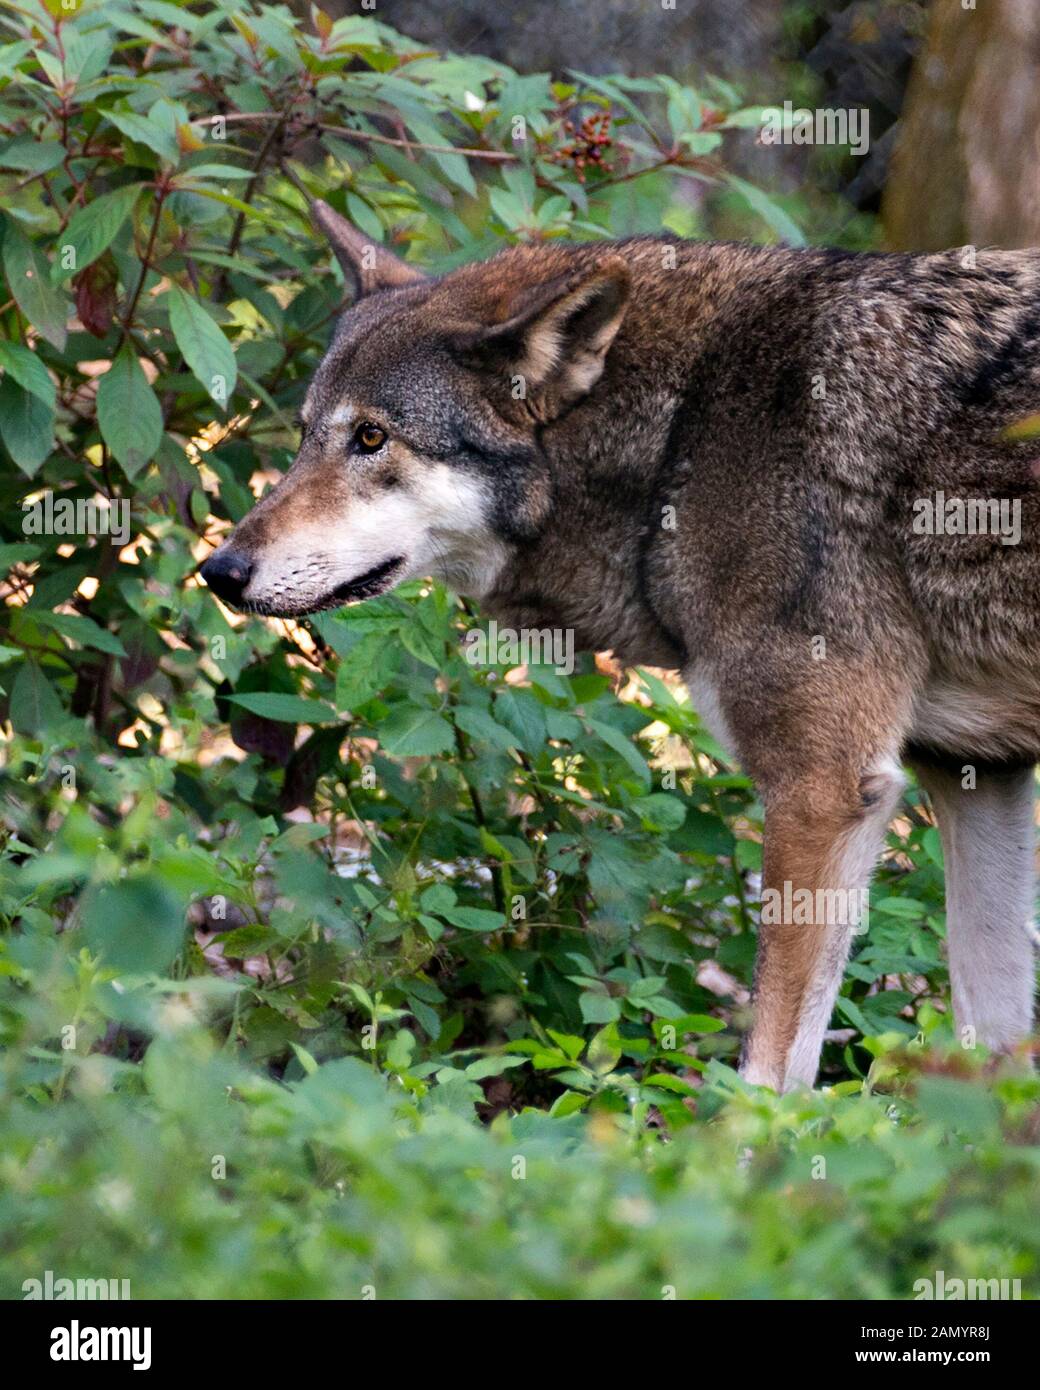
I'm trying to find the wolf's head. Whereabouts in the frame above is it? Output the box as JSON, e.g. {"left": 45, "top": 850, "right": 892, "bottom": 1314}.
{"left": 200, "top": 202, "right": 630, "bottom": 617}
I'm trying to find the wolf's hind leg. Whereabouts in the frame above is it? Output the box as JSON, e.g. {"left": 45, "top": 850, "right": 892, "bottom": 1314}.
{"left": 911, "top": 757, "right": 1037, "bottom": 1057}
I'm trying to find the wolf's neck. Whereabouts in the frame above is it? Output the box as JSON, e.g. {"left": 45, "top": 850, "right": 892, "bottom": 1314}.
{"left": 482, "top": 549, "right": 681, "bottom": 669}
{"left": 479, "top": 456, "right": 684, "bottom": 669}
{"left": 476, "top": 275, "right": 700, "bottom": 666}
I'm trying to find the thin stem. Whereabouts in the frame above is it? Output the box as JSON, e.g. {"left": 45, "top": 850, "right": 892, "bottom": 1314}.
{"left": 452, "top": 721, "right": 506, "bottom": 916}
{"left": 193, "top": 111, "right": 518, "bottom": 163}
{"left": 213, "top": 109, "right": 293, "bottom": 299}
{"left": 118, "top": 185, "right": 167, "bottom": 348}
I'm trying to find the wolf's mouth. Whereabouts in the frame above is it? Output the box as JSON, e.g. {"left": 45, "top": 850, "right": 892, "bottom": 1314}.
{"left": 331, "top": 555, "right": 405, "bottom": 604}
{"left": 241, "top": 556, "right": 407, "bottom": 618}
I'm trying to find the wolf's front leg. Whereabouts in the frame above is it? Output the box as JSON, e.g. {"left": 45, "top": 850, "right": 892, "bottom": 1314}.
{"left": 740, "top": 756, "right": 907, "bottom": 1091}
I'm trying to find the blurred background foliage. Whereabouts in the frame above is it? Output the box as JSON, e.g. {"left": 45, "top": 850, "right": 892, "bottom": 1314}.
{"left": 0, "top": 0, "right": 1038, "bottom": 1298}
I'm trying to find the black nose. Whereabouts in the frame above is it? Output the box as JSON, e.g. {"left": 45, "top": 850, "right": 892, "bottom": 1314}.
{"left": 200, "top": 548, "right": 253, "bottom": 607}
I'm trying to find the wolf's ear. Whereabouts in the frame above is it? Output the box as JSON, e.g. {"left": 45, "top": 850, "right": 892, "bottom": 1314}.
{"left": 311, "top": 199, "right": 425, "bottom": 299}
{"left": 455, "top": 256, "right": 630, "bottom": 407}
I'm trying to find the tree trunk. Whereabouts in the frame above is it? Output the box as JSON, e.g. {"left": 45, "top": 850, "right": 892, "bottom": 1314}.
{"left": 883, "top": 0, "right": 1040, "bottom": 251}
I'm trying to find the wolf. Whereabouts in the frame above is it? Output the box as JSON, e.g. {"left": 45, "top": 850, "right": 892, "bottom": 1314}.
{"left": 201, "top": 201, "right": 1040, "bottom": 1091}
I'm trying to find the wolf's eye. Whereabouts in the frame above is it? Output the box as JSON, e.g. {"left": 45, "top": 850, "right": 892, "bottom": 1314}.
{"left": 354, "top": 422, "right": 387, "bottom": 454}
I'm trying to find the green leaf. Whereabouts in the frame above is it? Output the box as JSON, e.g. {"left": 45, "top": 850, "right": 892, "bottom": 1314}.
{"left": 0, "top": 340, "right": 56, "bottom": 409}
{"left": 32, "top": 611, "right": 126, "bottom": 656}
{"left": 442, "top": 905, "right": 506, "bottom": 933}
{"left": 81, "top": 877, "right": 186, "bottom": 975}
{"left": 643, "top": 1072, "right": 699, "bottom": 1095}
{"left": 95, "top": 344, "right": 163, "bottom": 478}
{"left": 178, "top": 163, "right": 254, "bottom": 181}
{"left": 167, "top": 283, "right": 237, "bottom": 405}
{"left": 60, "top": 26, "right": 115, "bottom": 85}
{"left": 585, "top": 716, "right": 652, "bottom": 787}
{"left": 379, "top": 705, "right": 455, "bottom": 756}
{"left": 454, "top": 704, "right": 517, "bottom": 751}
{"left": 834, "top": 996, "right": 873, "bottom": 1035}
{"left": 104, "top": 108, "right": 180, "bottom": 164}
{"left": 632, "top": 793, "right": 686, "bottom": 832}
{"left": 0, "top": 542, "right": 41, "bottom": 569}
{"left": 544, "top": 1031, "right": 586, "bottom": 1061}
{"left": 1003, "top": 412, "right": 1040, "bottom": 442}
{"left": 420, "top": 883, "right": 456, "bottom": 914}
{"left": 579, "top": 990, "right": 620, "bottom": 1025}
{"left": 334, "top": 633, "right": 399, "bottom": 711}
{"left": 0, "top": 375, "right": 54, "bottom": 476}
{"left": 180, "top": 186, "right": 285, "bottom": 228}
{"left": 726, "top": 174, "right": 806, "bottom": 247}
{"left": 921, "top": 826, "right": 944, "bottom": 868}
{"left": 397, "top": 613, "right": 443, "bottom": 667}
{"left": 587, "top": 1024, "right": 622, "bottom": 1075}
{"left": 55, "top": 183, "right": 144, "bottom": 279}
{"left": 674, "top": 1014, "right": 726, "bottom": 1035}
{"left": 2, "top": 217, "right": 68, "bottom": 349}
{"left": 916, "top": 1077, "right": 1000, "bottom": 1140}
{"left": 0, "top": 138, "right": 65, "bottom": 173}
{"left": 290, "top": 1041, "right": 320, "bottom": 1076}
{"left": 9, "top": 660, "right": 65, "bottom": 734}
{"left": 462, "top": 1055, "right": 524, "bottom": 1081}
{"left": 345, "top": 192, "right": 385, "bottom": 241}
{"left": 217, "top": 924, "right": 279, "bottom": 956}
{"left": 227, "top": 692, "right": 339, "bottom": 724}
{"left": 494, "top": 687, "right": 547, "bottom": 751}
{"left": 549, "top": 1090, "right": 590, "bottom": 1117}
{"left": 872, "top": 896, "right": 927, "bottom": 919}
